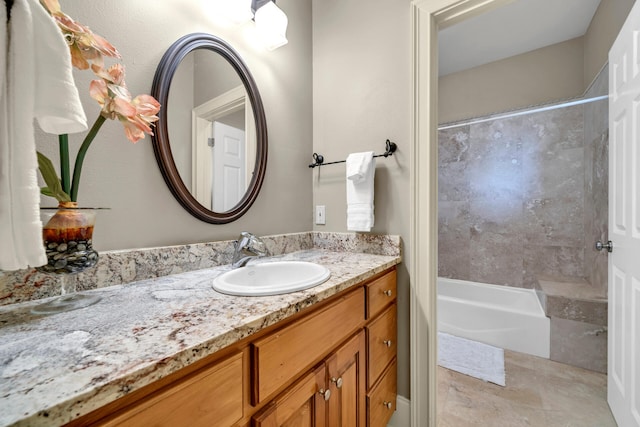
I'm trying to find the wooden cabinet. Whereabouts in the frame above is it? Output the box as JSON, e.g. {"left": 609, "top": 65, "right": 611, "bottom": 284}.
{"left": 367, "top": 304, "right": 397, "bottom": 388}
{"left": 99, "top": 352, "right": 244, "bottom": 427}
{"left": 252, "top": 331, "right": 366, "bottom": 427}
{"left": 367, "top": 359, "right": 397, "bottom": 427}
{"left": 251, "top": 288, "right": 365, "bottom": 405}
{"left": 366, "top": 269, "right": 396, "bottom": 320}
{"left": 254, "top": 267, "right": 397, "bottom": 427}
{"left": 326, "top": 331, "right": 366, "bottom": 427}
{"left": 69, "top": 268, "right": 397, "bottom": 427}
{"left": 252, "top": 365, "right": 327, "bottom": 427}
{"left": 365, "top": 271, "right": 397, "bottom": 427}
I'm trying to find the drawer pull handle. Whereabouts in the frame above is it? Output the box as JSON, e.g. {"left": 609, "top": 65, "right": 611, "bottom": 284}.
{"left": 331, "top": 377, "right": 343, "bottom": 388}
{"left": 383, "top": 401, "right": 393, "bottom": 409}
{"left": 383, "top": 289, "right": 393, "bottom": 297}
{"left": 318, "top": 388, "right": 331, "bottom": 401}
{"left": 383, "top": 339, "right": 393, "bottom": 347}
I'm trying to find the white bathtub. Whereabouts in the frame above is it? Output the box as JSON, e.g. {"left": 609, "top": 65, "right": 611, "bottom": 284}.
{"left": 437, "top": 278, "right": 550, "bottom": 358}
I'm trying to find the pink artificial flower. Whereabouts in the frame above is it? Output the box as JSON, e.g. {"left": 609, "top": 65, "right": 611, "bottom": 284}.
{"left": 89, "top": 65, "right": 160, "bottom": 143}
{"left": 40, "top": 0, "right": 120, "bottom": 71}
{"left": 36, "top": 0, "right": 162, "bottom": 203}
{"left": 91, "top": 63, "right": 126, "bottom": 86}
{"left": 121, "top": 95, "right": 161, "bottom": 143}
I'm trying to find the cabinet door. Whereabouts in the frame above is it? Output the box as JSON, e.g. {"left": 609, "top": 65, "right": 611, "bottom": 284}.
{"left": 326, "top": 331, "right": 366, "bottom": 427}
{"left": 252, "top": 365, "right": 327, "bottom": 427}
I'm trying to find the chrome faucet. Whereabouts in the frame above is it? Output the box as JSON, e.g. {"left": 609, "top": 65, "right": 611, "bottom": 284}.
{"left": 231, "top": 232, "right": 268, "bottom": 268}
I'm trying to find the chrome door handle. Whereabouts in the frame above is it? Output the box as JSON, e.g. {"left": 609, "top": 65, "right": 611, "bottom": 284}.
{"left": 595, "top": 240, "right": 613, "bottom": 253}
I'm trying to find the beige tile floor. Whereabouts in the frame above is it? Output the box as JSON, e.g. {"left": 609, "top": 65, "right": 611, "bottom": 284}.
{"left": 437, "top": 350, "right": 618, "bottom": 426}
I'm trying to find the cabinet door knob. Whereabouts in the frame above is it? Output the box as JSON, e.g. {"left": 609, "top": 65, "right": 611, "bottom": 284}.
{"left": 331, "top": 377, "right": 343, "bottom": 388}
{"left": 383, "top": 401, "right": 393, "bottom": 409}
{"left": 318, "top": 388, "right": 331, "bottom": 401}
{"left": 383, "top": 289, "right": 393, "bottom": 297}
{"left": 383, "top": 339, "right": 393, "bottom": 347}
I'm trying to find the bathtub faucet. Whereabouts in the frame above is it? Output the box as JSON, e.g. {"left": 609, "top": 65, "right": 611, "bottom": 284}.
{"left": 231, "top": 232, "right": 268, "bottom": 268}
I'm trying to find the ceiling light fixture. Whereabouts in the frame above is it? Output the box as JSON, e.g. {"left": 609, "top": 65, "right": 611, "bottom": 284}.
{"left": 213, "top": 0, "right": 288, "bottom": 51}
{"left": 252, "top": 0, "right": 288, "bottom": 51}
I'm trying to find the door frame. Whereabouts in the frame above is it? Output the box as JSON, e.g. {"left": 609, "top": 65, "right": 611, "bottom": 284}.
{"left": 410, "top": 1, "right": 514, "bottom": 425}
{"left": 192, "top": 85, "right": 253, "bottom": 208}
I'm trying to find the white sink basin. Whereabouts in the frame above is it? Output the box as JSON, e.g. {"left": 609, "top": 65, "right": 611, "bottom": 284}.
{"left": 213, "top": 261, "right": 331, "bottom": 296}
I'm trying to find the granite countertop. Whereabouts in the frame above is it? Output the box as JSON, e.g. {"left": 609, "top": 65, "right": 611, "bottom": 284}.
{"left": 0, "top": 249, "right": 400, "bottom": 427}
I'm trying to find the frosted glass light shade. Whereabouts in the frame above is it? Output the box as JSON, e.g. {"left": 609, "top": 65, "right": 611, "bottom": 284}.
{"left": 215, "top": 0, "right": 253, "bottom": 24}
{"left": 254, "top": 1, "right": 288, "bottom": 50}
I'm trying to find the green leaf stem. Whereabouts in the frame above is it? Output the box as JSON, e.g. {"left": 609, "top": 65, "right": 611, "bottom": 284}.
{"left": 69, "top": 114, "right": 107, "bottom": 202}
{"left": 58, "top": 134, "right": 70, "bottom": 194}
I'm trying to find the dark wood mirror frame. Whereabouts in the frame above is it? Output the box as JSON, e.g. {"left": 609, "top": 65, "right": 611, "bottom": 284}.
{"left": 151, "top": 33, "right": 267, "bottom": 224}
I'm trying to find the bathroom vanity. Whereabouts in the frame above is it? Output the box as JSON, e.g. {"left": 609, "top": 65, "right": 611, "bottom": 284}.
{"left": 72, "top": 268, "right": 396, "bottom": 427}
{"left": 0, "top": 242, "right": 400, "bottom": 427}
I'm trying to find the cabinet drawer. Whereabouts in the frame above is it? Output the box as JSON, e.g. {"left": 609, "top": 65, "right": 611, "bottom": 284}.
{"left": 101, "top": 352, "right": 243, "bottom": 427}
{"left": 252, "top": 288, "right": 365, "bottom": 404}
{"left": 367, "top": 358, "right": 397, "bottom": 427}
{"left": 367, "top": 304, "right": 397, "bottom": 388}
{"left": 366, "top": 270, "right": 396, "bottom": 319}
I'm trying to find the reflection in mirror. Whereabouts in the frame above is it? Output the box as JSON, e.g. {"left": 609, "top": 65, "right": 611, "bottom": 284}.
{"left": 151, "top": 33, "right": 267, "bottom": 224}
{"left": 168, "top": 50, "right": 256, "bottom": 211}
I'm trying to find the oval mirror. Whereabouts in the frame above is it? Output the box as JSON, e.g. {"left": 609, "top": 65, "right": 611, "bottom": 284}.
{"left": 151, "top": 33, "right": 267, "bottom": 223}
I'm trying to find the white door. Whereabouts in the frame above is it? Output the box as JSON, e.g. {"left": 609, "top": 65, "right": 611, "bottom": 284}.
{"left": 608, "top": 2, "right": 640, "bottom": 425}
{"left": 212, "top": 121, "right": 246, "bottom": 212}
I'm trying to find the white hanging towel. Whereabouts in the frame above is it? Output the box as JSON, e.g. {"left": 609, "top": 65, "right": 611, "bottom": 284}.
{"left": 0, "top": 0, "right": 87, "bottom": 271}
{"left": 346, "top": 151, "right": 375, "bottom": 232}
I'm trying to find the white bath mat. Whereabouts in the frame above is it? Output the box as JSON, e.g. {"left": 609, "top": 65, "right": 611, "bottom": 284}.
{"left": 438, "top": 332, "right": 506, "bottom": 386}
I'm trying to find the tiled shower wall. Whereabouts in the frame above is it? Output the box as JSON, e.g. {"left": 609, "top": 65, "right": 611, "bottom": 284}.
{"left": 438, "top": 78, "right": 609, "bottom": 291}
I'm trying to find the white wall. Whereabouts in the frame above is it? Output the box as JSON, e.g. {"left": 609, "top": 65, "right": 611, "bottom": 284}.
{"left": 584, "top": 0, "right": 636, "bottom": 87}
{"left": 439, "top": 0, "right": 637, "bottom": 125}
{"left": 35, "top": 0, "right": 313, "bottom": 251}
{"left": 312, "top": 0, "right": 412, "bottom": 399}
{"left": 439, "top": 37, "right": 585, "bottom": 124}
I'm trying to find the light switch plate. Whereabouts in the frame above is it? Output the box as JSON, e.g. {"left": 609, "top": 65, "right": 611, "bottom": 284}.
{"left": 315, "top": 205, "right": 326, "bottom": 225}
